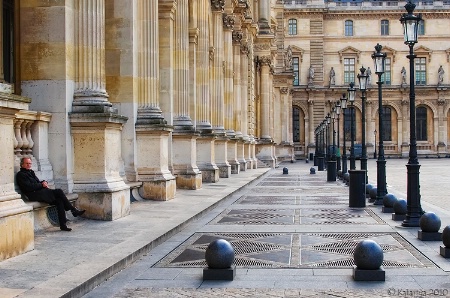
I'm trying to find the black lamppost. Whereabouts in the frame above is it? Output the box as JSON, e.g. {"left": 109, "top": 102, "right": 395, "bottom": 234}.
{"left": 331, "top": 108, "right": 337, "bottom": 161}
{"left": 358, "top": 66, "right": 369, "bottom": 182}
{"left": 335, "top": 100, "right": 342, "bottom": 173}
{"left": 372, "top": 43, "right": 387, "bottom": 206}
{"left": 314, "top": 126, "right": 319, "bottom": 166}
{"left": 348, "top": 82, "right": 356, "bottom": 170}
{"left": 340, "top": 93, "right": 348, "bottom": 175}
{"left": 374, "top": 129, "right": 377, "bottom": 158}
{"left": 400, "top": 0, "right": 423, "bottom": 226}
{"left": 326, "top": 113, "right": 331, "bottom": 162}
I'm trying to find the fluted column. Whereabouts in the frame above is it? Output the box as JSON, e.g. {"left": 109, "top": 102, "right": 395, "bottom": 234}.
{"left": 259, "top": 56, "right": 271, "bottom": 140}
{"left": 211, "top": 2, "right": 225, "bottom": 133}
{"left": 240, "top": 43, "right": 250, "bottom": 141}
{"left": 223, "top": 14, "right": 235, "bottom": 136}
{"left": 437, "top": 98, "right": 446, "bottom": 154}
{"left": 281, "top": 87, "right": 290, "bottom": 143}
{"left": 258, "top": 0, "right": 270, "bottom": 30}
{"left": 73, "top": 0, "right": 110, "bottom": 107}
{"left": 233, "top": 31, "right": 243, "bottom": 138}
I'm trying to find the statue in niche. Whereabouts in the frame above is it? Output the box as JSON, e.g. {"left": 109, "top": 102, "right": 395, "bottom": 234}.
{"left": 308, "top": 65, "right": 314, "bottom": 84}
{"left": 401, "top": 66, "right": 407, "bottom": 86}
{"left": 438, "top": 65, "right": 445, "bottom": 85}
{"left": 329, "top": 67, "right": 336, "bottom": 86}
{"left": 285, "top": 46, "right": 293, "bottom": 69}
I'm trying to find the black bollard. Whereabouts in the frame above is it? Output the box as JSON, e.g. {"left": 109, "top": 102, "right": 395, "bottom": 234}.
{"left": 349, "top": 170, "right": 366, "bottom": 207}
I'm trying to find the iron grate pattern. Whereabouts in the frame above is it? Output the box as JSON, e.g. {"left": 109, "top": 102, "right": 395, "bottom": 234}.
{"left": 211, "top": 208, "right": 384, "bottom": 225}
{"left": 47, "top": 206, "right": 60, "bottom": 226}
{"left": 155, "top": 232, "right": 435, "bottom": 269}
{"left": 236, "top": 196, "right": 298, "bottom": 205}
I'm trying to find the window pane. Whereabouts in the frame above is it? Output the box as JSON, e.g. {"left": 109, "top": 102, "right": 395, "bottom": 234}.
{"left": 381, "top": 58, "right": 391, "bottom": 85}
{"left": 381, "top": 20, "right": 389, "bottom": 36}
{"left": 288, "top": 19, "right": 297, "bottom": 35}
{"left": 293, "top": 107, "right": 300, "bottom": 142}
{"left": 415, "top": 57, "right": 426, "bottom": 85}
{"left": 344, "top": 108, "right": 356, "bottom": 142}
{"left": 344, "top": 58, "right": 355, "bottom": 84}
{"left": 293, "top": 57, "right": 299, "bottom": 86}
{"left": 345, "top": 20, "right": 353, "bottom": 36}
{"left": 416, "top": 107, "right": 427, "bottom": 141}
{"left": 418, "top": 20, "right": 425, "bottom": 35}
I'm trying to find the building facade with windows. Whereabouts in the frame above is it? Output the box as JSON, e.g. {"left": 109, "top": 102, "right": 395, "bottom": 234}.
{"left": 283, "top": 0, "right": 450, "bottom": 159}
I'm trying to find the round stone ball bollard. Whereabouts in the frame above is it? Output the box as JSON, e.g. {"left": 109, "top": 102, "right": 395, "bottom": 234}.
{"left": 310, "top": 167, "right": 316, "bottom": 174}
{"left": 353, "top": 239, "right": 384, "bottom": 270}
{"left": 419, "top": 212, "right": 441, "bottom": 233}
{"left": 283, "top": 167, "right": 288, "bottom": 175}
{"left": 383, "top": 193, "right": 397, "bottom": 208}
{"left": 393, "top": 199, "right": 407, "bottom": 215}
{"left": 343, "top": 172, "right": 350, "bottom": 184}
{"left": 205, "top": 239, "right": 235, "bottom": 269}
{"left": 366, "top": 184, "right": 374, "bottom": 195}
{"left": 442, "top": 225, "right": 450, "bottom": 248}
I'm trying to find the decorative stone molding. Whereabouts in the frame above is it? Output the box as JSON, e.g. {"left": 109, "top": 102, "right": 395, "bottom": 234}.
{"left": 209, "top": 46, "right": 215, "bottom": 61}
{"left": 223, "top": 14, "right": 235, "bottom": 30}
{"left": 280, "top": 87, "right": 289, "bottom": 94}
{"left": 241, "top": 43, "right": 249, "bottom": 56}
{"left": 338, "top": 46, "right": 361, "bottom": 63}
{"left": 254, "top": 42, "right": 271, "bottom": 51}
{"left": 211, "top": 0, "right": 225, "bottom": 11}
{"left": 258, "top": 55, "right": 272, "bottom": 66}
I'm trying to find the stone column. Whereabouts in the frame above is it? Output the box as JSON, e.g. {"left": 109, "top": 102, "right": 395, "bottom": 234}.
{"left": 135, "top": 0, "right": 176, "bottom": 200}
{"left": 70, "top": 0, "right": 130, "bottom": 221}
{"left": 240, "top": 42, "right": 251, "bottom": 170}
{"left": 211, "top": 1, "right": 230, "bottom": 178}
{"left": 0, "top": 95, "right": 34, "bottom": 261}
{"left": 366, "top": 100, "right": 374, "bottom": 156}
{"left": 437, "top": 97, "right": 446, "bottom": 155}
{"left": 258, "top": 0, "right": 270, "bottom": 32}
{"left": 172, "top": 0, "right": 201, "bottom": 189}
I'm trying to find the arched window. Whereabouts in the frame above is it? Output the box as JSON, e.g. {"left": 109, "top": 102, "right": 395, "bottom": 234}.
{"left": 382, "top": 106, "right": 392, "bottom": 141}
{"left": 345, "top": 20, "right": 353, "bottom": 36}
{"left": 416, "top": 106, "right": 427, "bottom": 141}
{"left": 293, "top": 107, "right": 300, "bottom": 142}
{"left": 288, "top": 19, "right": 297, "bottom": 35}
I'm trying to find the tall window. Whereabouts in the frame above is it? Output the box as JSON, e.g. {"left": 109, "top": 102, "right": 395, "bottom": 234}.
{"left": 293, "top": 107, "right": 300, "bottom": 142}
{"left": 381, "top": 58, "right": 391, "bottom": 85}
{"left": 416, "top": 106, "right": 427, "bottom": 141}
{"left": 382, "top": 106, "right": 392, "bottom": 141}
{"left": 415, "top": 57, "right": 426, "bottom": 85}
{"left": 288, "top": 19, "right": 297, "bottom": 35}
{"left": 418, "top": 20, "right": 425, "bottom": 35}
{"left": 293, "top": 57, "right": 299, "bottom": 86}
{"left": 381, "top": 20, "right": 389, "bottom": 36}
{"left": 344, "top": 58, "right": 355, "bottom": 84}
{"left": 345, "top": 20, "right": 353, "bottom": 36}
{"left": 344, "top": 108, "right": 356, "bottom": 142}
{"left": 3, "top": 0, "right": 14, "bottom": 84}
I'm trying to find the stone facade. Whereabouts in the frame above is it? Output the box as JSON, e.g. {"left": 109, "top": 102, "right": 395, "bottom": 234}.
{"left": 284, "top": 0, "right": 450, "bottom": 158}
{"left": 0, "top": 0, "right": 293, "bottom": 260}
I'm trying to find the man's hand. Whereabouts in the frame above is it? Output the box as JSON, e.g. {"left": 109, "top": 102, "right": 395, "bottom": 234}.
{"left": 41, "top": 181, "right": 49, "bottom": 188}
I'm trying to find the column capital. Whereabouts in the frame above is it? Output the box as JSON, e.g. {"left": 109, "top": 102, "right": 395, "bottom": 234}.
{"left": 210, "top": 0, "right": 225, "bottom": 11}
{"left": 240, "top": 43, "right": 249, "bottom": 56}
{"left": 232, "top": 31, "right": 243, "bottom": 44}
{"left": 280, "top": 87, "right": 289, "bottom": 94}
{"left": 258, "top": 55, "right": 272, "bottom": 66}
{"left": 159, "top": 0, "right": 177, "bottom": 18}
{"left": 223, "top": 14, "right": 235, "bottom": 30}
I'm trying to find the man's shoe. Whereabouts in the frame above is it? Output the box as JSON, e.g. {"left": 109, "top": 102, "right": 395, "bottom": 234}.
{"left": 71, "top": 208, "right": 86, "bottom": 217}
{"left": 60, "top": 225, "right": 72, "bottom": 231}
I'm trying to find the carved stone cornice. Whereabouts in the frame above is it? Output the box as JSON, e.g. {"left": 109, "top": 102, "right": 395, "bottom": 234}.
{"left": 254, "top": 42, "right": 271, "bottom": 51}
{"left": 241, "top": 43, "right": 249, "bottom": 56}
{"left": 189, "top": 28, "right": 199, "bottom": 44}
{"left": 232, "top": 31, "right": 243, "bottom": 44}
{"left": 211, "top": 0, "right": 225, "bottom": 12}
{"left": 158, "top": 0, "right": 177, "bottom": 17}
{"left": 223, "top": 14, "right": 235, "bottom": 30}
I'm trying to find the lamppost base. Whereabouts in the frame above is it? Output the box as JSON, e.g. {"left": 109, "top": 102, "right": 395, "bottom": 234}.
{"left": 401, "top": 216, "right": 420, "bottom": 227}
{"left": 402, "top": 162, "right": 422, "bottom": 227}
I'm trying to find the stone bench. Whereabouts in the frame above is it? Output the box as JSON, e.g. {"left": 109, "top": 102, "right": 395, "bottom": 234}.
{"left": 20, "top": 192, "right": 79, "bottom": 231}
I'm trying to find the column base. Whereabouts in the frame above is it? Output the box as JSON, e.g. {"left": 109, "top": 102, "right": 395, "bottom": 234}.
{"left": 76, "top": 188, "right": 130, "bottom": 221}
{"left": 139, "top": 178, "right": 176, "bottom": 201}
{"left": 176, "top": 172, "right": 203, "bottom": 190}
{"left": 218, "top": 164, "right": 232, "bottom": 178}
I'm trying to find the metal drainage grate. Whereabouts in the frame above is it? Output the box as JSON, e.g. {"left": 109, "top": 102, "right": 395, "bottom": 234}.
{"left": 47, "top": 206, "right": 60, "bottom": 226}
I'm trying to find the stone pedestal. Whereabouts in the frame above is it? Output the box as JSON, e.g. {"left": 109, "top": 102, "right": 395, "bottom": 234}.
{"left": 418, "top": 231, "right": 442, "bottom": 241}
{"left": 353, "top": 266, "right": 385, "bottom": 281}
{"left": 197, "top": 134, "right": 219, "bottom": 183}
{"left": 215, "top": 138, "right": 231, "bottom": 178}
{"left": 227, "top": 139, "right": 240, "bottom": 174}
{"left": 172, "top": 133, "right": 202, "bottom": 189}
{"left": 382, "top": 206, "right": 394, "bottom": 213}
{"left": 392, "top": 213, "right": 406, "bottom": 221}
{"left": 70, "top": 111, "right": 131, "bottom": 221}
{"left": 256, "top": 140, "right": 275, "bottom": 168}
{"left": 440, "top": 246, "right": 450, "bottom": 258}
{"left": 136, "top": 126, "right": 176, "bottom": 200}
{"left": 237, "top": 140, "right": 247, "bottom": 172}
{"left": 0, "top": 93, "right": 35, "bottom": 261}
{"left": 203, "top": 266, "right": 236, "bottom": 280}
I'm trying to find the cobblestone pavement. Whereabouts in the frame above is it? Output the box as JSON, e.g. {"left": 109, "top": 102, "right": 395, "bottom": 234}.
{"left": 84, "top": 158, "right": 450, "bottom": 298}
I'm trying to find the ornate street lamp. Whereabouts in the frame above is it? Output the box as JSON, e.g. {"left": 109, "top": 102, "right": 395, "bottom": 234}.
{"left": 358, "top": 66, "right": 369, "bottom": 182}
{"left": 347, "top": 82, "right": 356, "bottom": 170}
{"left": 340, "top": 93, "right": 348, "bottom": 175}
{"left": 335, "top": 100, "right": 342, "bottom": 173}
{"left": 372, "top": 43, "right": 387, "bottom": 205}
{"left": 400, "top": 0, "right": 423, "bottom": 226}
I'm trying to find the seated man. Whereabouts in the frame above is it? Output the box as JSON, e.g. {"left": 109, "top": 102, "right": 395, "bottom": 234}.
{"left": 16, "top": 157, "right": 85, "bottom": 231}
